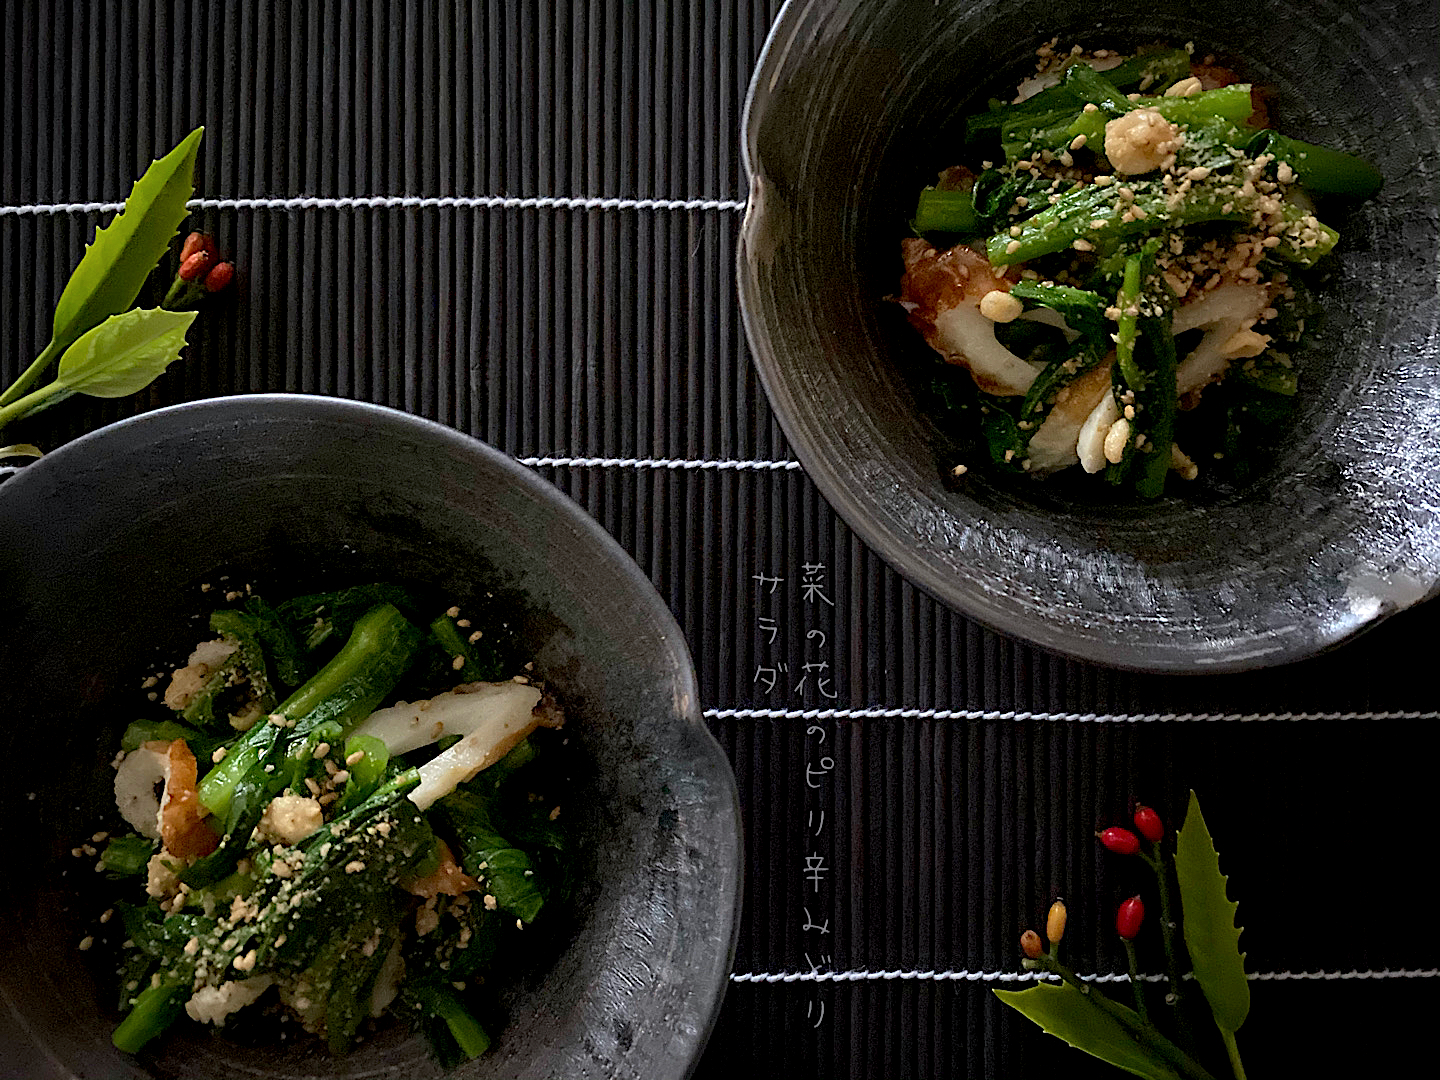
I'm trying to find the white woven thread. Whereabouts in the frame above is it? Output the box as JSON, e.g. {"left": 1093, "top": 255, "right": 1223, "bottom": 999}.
{"left": 729, "top": 967, "right": 1440, "bottom": 985}
{"left": 703, "top": 707, "right": 1439, "bottom": 724}
{"left": 0, "top": 194, "right": 748, "bottom": 218}
{"left": 520, "top": 455, "right": 802, "bottom": 471}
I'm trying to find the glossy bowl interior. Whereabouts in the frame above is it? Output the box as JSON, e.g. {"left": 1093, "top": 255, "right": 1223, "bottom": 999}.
{"left": 0, "top": 395, "right": 741, "bottom": 1079}
{"left": 739, "top": 0, "right": 1440, "bottom": 671}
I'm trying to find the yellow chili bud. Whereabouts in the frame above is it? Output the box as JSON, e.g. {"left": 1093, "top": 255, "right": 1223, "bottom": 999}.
{"left": 1046, "top": 900, "right": 1067, "bottom": 945}
{"left": 1020, "top": 929, "right": 1044, "bottom": 960}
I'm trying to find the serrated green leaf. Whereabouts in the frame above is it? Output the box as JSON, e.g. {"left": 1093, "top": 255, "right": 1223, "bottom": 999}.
{"left": 50, "top": 127, "right": 203, "bottom": 357}
{"left": 1175, "top": 790, "right": 1250, "bottom": 1034}
{"left": 54, "top": 308, "right": 197, "bottom": 399}
{"left": 994, "top": 982, "right": 1184, "bottom": 1080}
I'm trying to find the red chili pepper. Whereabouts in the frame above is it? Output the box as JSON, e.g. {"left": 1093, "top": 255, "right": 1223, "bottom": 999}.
{"left": 1133, "top": 805, "right": 1164, "bottom": 843}
{"left": 1020, "top": 929, "right": 1044, "bottom": 960}
{"left": 1098, "top": 826, "right": 1140, "bottom": 855}
{"left": 180, "top": 231, "right": 213, "bottom": 262}
{"left": 202, "top": 261, "right": 234, "bottom": 293}
{"left": 178, "top": 250, "right": 214, "bottom": 282}
{"left": 1116, "top": 895, "right": 1145, "bottom": 940}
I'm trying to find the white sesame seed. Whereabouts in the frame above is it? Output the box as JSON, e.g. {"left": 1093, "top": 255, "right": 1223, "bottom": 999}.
{"left": 78, "top": 936, "right": 94, "bottom": 951}
{"left": 346, "top": 750, "right": 365, "bottom": 766}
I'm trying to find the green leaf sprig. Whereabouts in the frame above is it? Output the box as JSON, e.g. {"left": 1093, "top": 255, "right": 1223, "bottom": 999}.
{"left": 0, "top": 127, "right": 211, "bottom": 443}
{"left": 1175, "top": 791, "right": 1250, "bottom": 1079}
{"left": 996, "top": 791, "right": 1251, "bottom": 1080}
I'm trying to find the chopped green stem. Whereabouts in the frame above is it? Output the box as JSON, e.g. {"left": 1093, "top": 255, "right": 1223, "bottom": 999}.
{"left": 1041, "top": 956, "right": 1216, "bottom": 1080}
{"left": 1063, "top": 63, "right": 1136, "bottom": 115}
{"left": 1019, "top": 74, "right": 1253, "bottom": 159}
{"left": 0, "top": 337, "right": 63, "bottom": 409}
{"left": 99, "top": 834, "right": 156, "bottom": 877}
{"left": 426, "top": 988, "right": 492, "bottom": 1058}
{"left": 1099, "top": 48, "right": 1192, "bottom": 95}
{"left": 1145, "top": 84, "right": 1256, "bottom": 129}
{"left": 1222, "top": 1029, "right": 1248, "bottom": 1080}
{"left": 112, "top": 982, "right": 185, "bottom": 1054}
{"left": 1115, "top": 254, "right": 1143, "bottom": 388}
{"left": 987, "top": 182, "right": 1249, "bottom": 265}
{"left": 1249, "top": 131, "right": 1382, "bottom": 198}
{"left": 430, "top": 615, "right": 486, "bottom": 682}
{"left": 275, "top": 602, "right": 420, "bottom": 722}
{"left": 1272, "top": 202, "right": 1340, "bottom": 266}
{"left": 1129, "top": 316, "right": 1178, "bottom": 499}
{"left": 969, "top": 46, "right": 1188, "bottom": 142}
{"left": 914, "top": 187, "right": 983, "bottom": 233}
{"left": 197, "top": 602, "right": 421, "bottom": 816}
{"left": 1123, "top": 938, "right": 1148, "bottom": 1020}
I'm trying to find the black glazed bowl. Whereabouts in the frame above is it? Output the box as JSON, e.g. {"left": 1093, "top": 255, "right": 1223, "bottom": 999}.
{"left": 0, "top": 396, "right": 741, "bottom": 1079}
{"left": 739, "top": 0, "right": 1440, "bottom": 671}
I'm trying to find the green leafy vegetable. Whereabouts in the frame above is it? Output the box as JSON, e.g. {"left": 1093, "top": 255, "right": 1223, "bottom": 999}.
{"left": 99, "top": 834, "right": 157, "bottom": 877}
{"left": 439, "top": 787, "right": 547, "bottom": 923}
{"left": 337, "top": 733, "right": 389, "bottom": 811}
{"left": 412, "top": 986, "right": 492, "bottom": 1059}
{"left": 112, "top": 982, "right": 186, "bottom": 1054}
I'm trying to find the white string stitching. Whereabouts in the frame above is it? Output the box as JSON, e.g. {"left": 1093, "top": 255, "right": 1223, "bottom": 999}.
{"left": 703, "top": 708, "right": 1439, "bottom": 724}
{"left": 0, "top": 194, "right": 749, "bottom": 218}
{"left": 519, "top": 455, "right": 802, "bottom": 471}
{"left": 728, "top": 967, "right": 1440, "bottom": 984}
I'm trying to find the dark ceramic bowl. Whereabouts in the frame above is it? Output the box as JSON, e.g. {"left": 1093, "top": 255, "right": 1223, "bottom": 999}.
{"left": 0, "top": 396, "right": 741, "bottom": 1079}
{"left": 739, "top": 0, "right": 1440, "bottom": 671}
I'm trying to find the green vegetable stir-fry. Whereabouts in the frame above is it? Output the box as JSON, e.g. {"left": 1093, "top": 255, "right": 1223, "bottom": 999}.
{"left": 899, "top": 41, "right": 1380, "bottom": 496}
{"left": 91, "top": 583, "right": 569, "bottom": 1063}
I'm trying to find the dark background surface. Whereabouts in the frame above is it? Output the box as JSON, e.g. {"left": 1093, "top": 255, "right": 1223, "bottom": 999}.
{"left": 3, "top": 1, "right": 1436, "bottom": 1076}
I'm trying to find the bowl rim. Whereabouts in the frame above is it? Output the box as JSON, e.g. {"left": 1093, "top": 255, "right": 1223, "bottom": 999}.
{"left": 736, "top": 0, "right": 1438, "bottom": 675}
{"left": 0, "top": 392, "right": 744, "bottom": 1078}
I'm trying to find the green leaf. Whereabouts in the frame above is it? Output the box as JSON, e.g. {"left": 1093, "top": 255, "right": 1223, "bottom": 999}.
{"left": 51, "top": 128, "right": 203, "bottom": 358}
{"left": 54, "top": 307, "right": 197, "bottom": 399}
{"left": 994, "top": 982, "right": 1184, "bottom": 1080}
{"left": 1175, "top": 790, "right": 1250, "bottom": 1034}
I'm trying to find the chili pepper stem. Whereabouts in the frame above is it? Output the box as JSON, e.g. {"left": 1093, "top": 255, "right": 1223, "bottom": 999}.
{"left": 0, "top": 337, "right": 63, "bottom": 409}
{"left": 1140, "top": 852, "right": 1186, "bottom": 1013}
{"left": 1222, "top": 1030, "right": 1247, "bottom": 1080}
{"left": 162, "top": 277, "right": 204, "bottom": 310}
{"left": 1037, "top": 955, "right": 1217, "bottom": 1080}
{"left": 1123, "top": 938, "right": 1148, "bottom": 1020}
